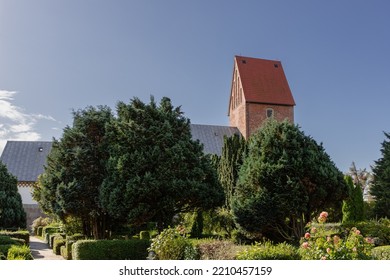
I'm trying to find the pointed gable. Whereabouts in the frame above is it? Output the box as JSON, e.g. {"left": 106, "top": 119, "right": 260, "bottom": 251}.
{"left": 234, "top": 56, "right": 295, "bottom": 106}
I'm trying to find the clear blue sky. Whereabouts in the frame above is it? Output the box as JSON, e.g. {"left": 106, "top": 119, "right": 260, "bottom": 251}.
{"left": 1, "top": 0, "right": 390, "bottom": 173}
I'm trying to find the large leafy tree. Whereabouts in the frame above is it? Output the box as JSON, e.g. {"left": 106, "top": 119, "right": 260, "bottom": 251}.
{"left": 0, "top": 162, "right": 26, "bottom": 229}
{"left": 371, "top": 132, "right": 390, "bottom": 218}
{"left": 33, "top": 106, "right": 116, "bottom": 239}
{"left": 232, "top": 120, "right": 348, "bottom": 242}
{"left": 100, "top": 97, "right": 224, "bottom": 232}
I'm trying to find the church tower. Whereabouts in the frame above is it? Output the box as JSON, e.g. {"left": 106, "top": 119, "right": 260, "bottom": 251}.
{"left": 228, "top": 56, "right": 295, "bottom": 139}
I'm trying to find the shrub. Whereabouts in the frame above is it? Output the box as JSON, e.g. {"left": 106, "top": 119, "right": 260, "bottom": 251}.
{"left": 372, "top": 245, "right": 390, "bottom": 260}
{"left": 53, "top": 236, "right": 66, "bottom": 255}
{"left": 0, "top": 244, "right": 12, "bottom": 258}
{"left": 192, "top": 239, "right": 244, "bottom": 260}
{"left": 37, "top": 226, "right": 44, "bottom": 237}
{"left": 236, "top": 241, "right": 299, "bottom": 260}
{"left": 0, "top": 236, "right": 25, "bottom": 246}
{"left": 50, "top": 233, "right": 66, "bottom": 248}
{"left": 31, "top": 217, "right": 51, "bottom": 235}
{"left": 72, "top": 239, "right": 150, "bottom": 260}
{"left": 299, "top": 212, "right": 374, "bottom": 260}
{"left": 148, "top": 227, "right": 195, "bottom": 260}
{"left": 42, "top": 226, "right": 60, "bottom": 242}
{"left": 64, "top": 234, "right": 85, "bottom": 260}
{"left": 0, "top": 230, "right": 29, "bottom": 245}
{"left": 140, "top": 231, "right": 150, "bottom": 240}
{"left": 7, "top": 245, "right": 33, "bottom": 260}
{"left": 342, "top": 219, "right": 390, "bottom": 246}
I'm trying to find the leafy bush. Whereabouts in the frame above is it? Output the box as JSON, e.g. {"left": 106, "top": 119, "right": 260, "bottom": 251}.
{"left": 0, "top": 244, "right": 12, "bottom": 258}
{"left": 372, "top": 245, "right": 390, "bottom": 260}
{"left": 0, "top": 230, "right": 29, "bottom": 245}
{"left": 192, "top": 239, "right": 243, "bottom": 260}
{"left": 64, "top": 234, "right": 85, "bottom": 260}
{"left": 299, "top": 212, "right": 373, "bottom": 260}
{"left": 7, "top": 245, "right": 33, "bottom": 260}
{"left": 60, "top": 245, "right": 68, "bottom": 260}
{"left": 37, "top": 226, "right": 44, "bottom": 237}
{"left": 342, "top": 219, "right": 390, "bottom": 246}
{"left": 148, "top": 227, "right": 195, "bottom": 260}
{"left": 140, "top": 231, "right": 150, "bottom": 240}
{"left": 50, "top": 233, "right": 66, "bottom": 248}
{"left": 72, "top": 239, "right": 150, "bottom": 260}
{"left": 236, "top": 241, "right": 299, "bottom": 260}
{"left": 53, "top": 235, "right": 66, "bottom": 255}
{"left": 42, "top": 226, "right": 60, "bottom": 242}
{"left": 31, "top": 217, "right": 51, "bottom": 235}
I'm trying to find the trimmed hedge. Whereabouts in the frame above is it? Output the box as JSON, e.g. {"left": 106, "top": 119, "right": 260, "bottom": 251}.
{"left": 7, "top": 245, "right": 33, "bottom": 260}
{"left": 63, "top": 234, "right": 85, "bottom": 260}
{"left": 72, "top": 239, "right": 150, "bottom": 260}
{"left": 236, "top": 241, "right": 300, "bottom": 260}
{"left": 372, "top": 245, "right": 390, "bottom": 260}
{"left": 42, "top": 227, "right": 60, "bottom": 243}
{"left": 37, "top": 226, "right": 43, "bottom": 237}
{"left": 53, "top": 236, "right": 66, "bottom": 255}
{"left": 0, "top": 230, "right": 29, "bottom": 245}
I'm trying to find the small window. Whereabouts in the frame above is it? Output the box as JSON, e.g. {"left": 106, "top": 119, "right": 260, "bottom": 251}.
{"left": 266, "top": 108, "right": 274, "bottom": 118}
{"left": 274, "top": 64, "right": 279, "bottom": 68}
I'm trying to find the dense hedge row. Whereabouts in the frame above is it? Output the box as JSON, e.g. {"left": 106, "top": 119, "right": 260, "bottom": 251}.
{"left": 0, "top": 231, "right": 32, "bottom": 260}
{"left": 0, "top": 230, "right": 29, "bottom": 245}
{"left": 371, "top": 245, "right": 390, "bottom": 260}
{"left": 72, "top": 239, "right": 150, "bottom": 260}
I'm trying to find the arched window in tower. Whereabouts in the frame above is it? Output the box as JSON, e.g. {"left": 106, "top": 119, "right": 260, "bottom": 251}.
{"left": 266, "top": 108, "right": 274, "bottom": 118}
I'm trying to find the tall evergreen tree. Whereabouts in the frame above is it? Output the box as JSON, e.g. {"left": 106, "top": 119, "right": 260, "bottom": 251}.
{"left": 100, "top": 97, "right": 224, "bottom": 232}
{"left": 218, "top": 134, "right": 247, "bottom": 209}
{"left": 232, "top": 120, "right": 348, "bottom": 242}
{"left": 371, "top": 132, "right": 390, "bottom": 218}
{"left": 0, "top": 162, "right": 26, "bottom": 229}
{"left": 342, "top": 175, "right": 364, "bottom": 223}
{"left": 33, "top": 106, "right": 117, "bottom": 238}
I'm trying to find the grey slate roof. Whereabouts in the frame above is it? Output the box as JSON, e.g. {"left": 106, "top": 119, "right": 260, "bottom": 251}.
{"left": 0, "top": 141, "right": 52, "bottom": 182}
{"left": 190, "top": 124, "right": 241, "bottom": 156}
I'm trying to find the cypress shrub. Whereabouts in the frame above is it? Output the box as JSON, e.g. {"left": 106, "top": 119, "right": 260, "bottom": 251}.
{"left": 72, "top": 239, "right": 150, "bottom": 260}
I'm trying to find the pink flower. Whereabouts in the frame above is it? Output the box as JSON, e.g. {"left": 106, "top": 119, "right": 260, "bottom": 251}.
{"left": 318, "top": 211, "right": 328, "bottom": 223}
{"left": 327, "top": 236, "right": 332, "bottom": 242}
{"left": 355, "top": 230, "right": 361, "bottom": 235}
{"left": 320, "top": 211, "right": 328, "bottom": 218}
{"left": 365, "top": 237, "right": 374, "bottom": 244}
{"left": 326, "top": 248, "right": 331, "bottom": 254}
{"left": 352, "top": 247, "right": 357, "bottom": 252}
{"left": 304, "top": 232, "right": 311, "bottom": 239}
{"left": 302, "top": 242, "right": 309, "bottom": 249}
{"left": 321, "top": 256, "right": 327, "bottom": 260}
{"left": 310, "top": 227, "right": 317, "bottom": 234}
{"left": 333, "top": 235, "right": 340, "bottom": 244}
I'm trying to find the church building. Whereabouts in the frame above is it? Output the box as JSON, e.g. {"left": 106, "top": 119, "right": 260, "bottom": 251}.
{"left": 0, "top": 55, "right": 295, "bottom": 228}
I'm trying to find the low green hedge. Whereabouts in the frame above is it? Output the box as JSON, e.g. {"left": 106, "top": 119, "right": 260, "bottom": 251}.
{"left": 61, "top": 245, "right": 69, "bottom": 260}
{"left": 37, "top": 226, "right": 44, "bottom": 237}
{"left": 0, "top": 236, "right": 24, "bottom": 246}
{"left": 42, "top": 227, "right": 60, "bottom": 243}
{"left": 64, "top": 234, "right": 85, "bottom": 260}
{"left": 372, "top": 245, "right": 390, "bottom": 260}
{"left": 0, "top": 230, "right": 29, "bottom": 245}
{"left": 72, "top": 239, "right": 150, "bottom": 260}
{"left": 7, "top": 245, "right": 33, "bottom": 260}
{"left": 236, "top": 241, "right": 300, "bottom": 260}
{"left": 53, "top": 236, "right": 66, "bottom": 255}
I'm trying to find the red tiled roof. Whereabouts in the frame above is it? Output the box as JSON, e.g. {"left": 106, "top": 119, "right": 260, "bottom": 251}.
{"left": 235, "top": 56, "right": 295, "bottom": 106}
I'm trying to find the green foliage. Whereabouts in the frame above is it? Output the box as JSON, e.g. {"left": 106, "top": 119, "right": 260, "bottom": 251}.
{"left": 148, "top": 227, "right": 195, "bottom": 260}
{"left": 42, "top": 226, "right": 60, "bottom": 242}
{"left": 236, "top": 241, "right": 300, "bottom": 260}
{"left": 0, "top": 162, "right": 26, "bottom": 229}
{"left": 192, "top": 239, "right": 243, "bottom": 260}
{"left": 7, "top": 245, "right": 33, "bottom": 260}
{"left": 101, "top": 97, "right": 224, "bottom": 231}
{"left": 299, "top": 212, "right": 373, "bottom": 260}
{"left": 371, "top": 245, "right": 390, "bottom": 260}
{"left": 63, "top": 234, "right": 86, "bottom": 260}
{"left": 53, "top": 235, "right": 66, "bottom": 255}
{"left": 189, "top": 211, "right": 203, "bottom": 238}
{"left": 342, "top": 219, "right": 390, "bottom": 246}
{"left": 232, "top": 120, "right": 348, "bottom": 242}
{"left": 0, "top": 244, "right": 12, "bottom": 258}
{"left": 33, "top": 106, "right": 118, "bottom": 239}
{"left": 60, "top": 245, "right": 68, "bottom": 260}
{"left": 37, "top": 226, "right": 43, "bottom": 237}
{"left": 72, "top": 239, "right": 150, "bottom": 260}
{"left": 371, "top": 132, "right": 390, "bottom": 218}
{"left": 31, "top": 216, "right": 51, "bottom": 236}
{"left": 342, "top": 175, "right": 364, "bottom": 223}
{"left": 0, "top": 230, "right": 29, "bottom": 245}
{"left": 218, "top": 134, "right": 247, "bottom": 209}
{"left": 139, "top": 231, "right": 150, "bottom": 240}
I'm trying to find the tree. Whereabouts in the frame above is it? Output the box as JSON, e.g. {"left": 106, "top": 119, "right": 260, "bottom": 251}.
{"left": 100, "top": 97, "right": 224, "bottom": 232}
{"left": 33, "top": 106, "right": 117, "bottom": 239}
{"left": 218, "top": 134, "right": 247, "bottom": 209}
{"left": 342, "top": 175, "right": 364, "bottom": 223}
{"left": 371, "top": 132, "right": 390, "bottom": 218}
{"left": 232, "top": 120, "right": 348, "bottom": 242}
{"left": 0, "top": 162, "right": 26, "bottom": 229}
